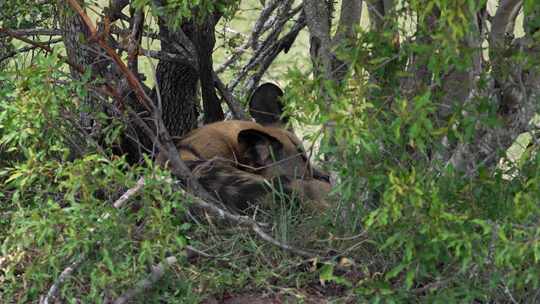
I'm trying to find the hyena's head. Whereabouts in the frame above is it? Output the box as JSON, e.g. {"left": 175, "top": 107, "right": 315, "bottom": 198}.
{"left": 239, "top": 83, "right": 330, "bottom": 184}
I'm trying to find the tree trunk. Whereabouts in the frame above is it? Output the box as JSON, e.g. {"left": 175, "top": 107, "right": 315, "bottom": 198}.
{"left": 57, "top": 0, "right": 100, "bottom": 130}
{"left": 194, "top": 15, "right": 224, "bottom": 123}
{"left": 154, "top": 19, "right": 199, "bottom": 138}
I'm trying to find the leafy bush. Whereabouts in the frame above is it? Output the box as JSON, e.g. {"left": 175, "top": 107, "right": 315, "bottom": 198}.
{"left": 282, "top": 2, "right": 540, "bottom": 301}
{"left": 0, "top": 56, "right": 193, "bottom": 303}
{"left": 2, "top": 1, "right": 540, "bottom": 303}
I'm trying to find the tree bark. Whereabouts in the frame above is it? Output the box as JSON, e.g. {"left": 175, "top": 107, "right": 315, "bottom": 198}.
{"left": 304, "top": 0, "right": 334, "bottom": 84}
{"left": 447, "top": 2, "right": 540, "bottom": 175}
{"left": 57, "top": 0, "right": 102, "bottom": 129}
{"left": 154, "top": 18, "right": 199, "bottom": 138}
{"left": 194, "top": 15, "right": 224, "bottom": 123}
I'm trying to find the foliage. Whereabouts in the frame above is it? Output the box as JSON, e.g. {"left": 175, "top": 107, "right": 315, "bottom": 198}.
{"left": 0, "top": 0, "right": 54, "bottom": 29}
{"left": 132, "top": 0, "right": 241, "bottom": 28}
{"left": 1, "top": 0, "right": 540, "bottom": 303}
{"left": 0, "top": 56, "right": 194, "bottom": 303}
{"left": 283, "top": 1, "right": 540, "bottom": 302}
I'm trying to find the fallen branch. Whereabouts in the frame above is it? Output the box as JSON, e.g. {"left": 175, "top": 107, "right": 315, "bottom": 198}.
{"left": 39, "top": 255, "right": 85, "bottom": 304}
{"left": 411, "top": 278, "right": 452, "bottom": 295}
{"left": 172, "top": 181, "right": 317, "bottom": 258}
{"left": 113, "top": 177, "right": 146, "bottom": 208}
{"left": 113, "top": 256, "right": 178, "bottom": 304}
{"left": 252, "top": 225, "right": 316, "bottom": 258}
{"left": 113, "top": 175, "right": 317, "bottom": 258}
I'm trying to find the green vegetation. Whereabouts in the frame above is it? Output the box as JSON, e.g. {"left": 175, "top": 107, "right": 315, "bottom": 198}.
{"left": 2, "top": 0, "right": 540, "bottom": 303}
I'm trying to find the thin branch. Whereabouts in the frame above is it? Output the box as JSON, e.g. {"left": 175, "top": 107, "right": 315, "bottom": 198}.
{"left": 251, "top": 0, "right": 281, "bottom": 50}
{"left": 0, "top": 38, "right": 62, "bottom": 63}
{"left": 244, "top": 15, "right": 307, "bottom": 98}
{"left": 213, "top": 71, "right": 248, "bottom": 120}
{"left": 113, "top": 256, "right": 178, "bottom": 304}
{"left": 185, "top": 245, "right": 216, "bottom": 259}
{"left": 0, "top": 28, "right": 54, "bottom": 53}
{"left": 105, "top": 0, "right": 130, "bottom": 22}
{"left": 214, "top": 9, "right": 283, "bottom": 75}
{"left": 66, "top": 0, "right": 152, "bottom": 112}
{"left": 0, "top": 27, "right": 120, "bottom": 102}
{"left": 113, "top": 177, "right": 146, "bottom": 208}
{"left": 411, "top": 278, "right": 452, "bottom": 295}
{"left": 39, "top": 255, "right": 85, "bottom": 304}
{"left": 127, "top": 9, "right": 144, "bottom": 75}
{"left": 215, "top": 42, "right": 249, "bottom": 74}
{"left": 228, "top": 5, "right": 303, "bottom": 91}
{"left": 252, "top": 226, "right": 316, "bottom": 258}
{"left": 110, "top": 25, "right": 160, "bottom": 41}
{"left": 0, "top": 28, "right": 62, "bottom": 37}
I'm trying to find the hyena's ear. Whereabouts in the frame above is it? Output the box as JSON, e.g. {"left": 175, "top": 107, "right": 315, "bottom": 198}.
{"left": 238, "top": 129, "right": 284, "bottom": 166}
{"left": 249, "top": 83, "right": 288, "bottom": 126}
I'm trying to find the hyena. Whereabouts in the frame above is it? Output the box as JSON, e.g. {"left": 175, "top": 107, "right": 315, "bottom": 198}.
{"left": 157, "top": 83, "right": 332, "bottom": 212}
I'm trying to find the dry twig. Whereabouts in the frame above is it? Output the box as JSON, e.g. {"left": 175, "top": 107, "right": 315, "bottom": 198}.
{"left": 39, "top": 256, "right": 85, "bottom": 304}
{"left": 113, "top": 177, "right": 146, "bottom": 208}
{"left": 113, "top": 256, "right": 178, "bottom": 304}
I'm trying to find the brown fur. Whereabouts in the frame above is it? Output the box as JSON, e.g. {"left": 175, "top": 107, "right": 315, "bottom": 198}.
{"left": 156, "top": 83, "right": 332, "bottom": 211}
{"left": 174, "top": 120, "right": 314, "bottom": 179}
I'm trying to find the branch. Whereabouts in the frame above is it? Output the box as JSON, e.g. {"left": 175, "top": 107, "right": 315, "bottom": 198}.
{"left": 333, "top": 0, "right": 363, "bottom": 47}
{"left": 0, "top": 27, "right": 113, "bottom": 93}
{"left": 110, "top": 25, "right": 160, "bottom": 41}
{"left": 490, "top": 0, "right": 522, "bottom": 49}
{"left": 244, "top": 15, "right": 307, "bottom": 98}
{"left": 66, "top": 0, "right": 152, "bottom": 111}
{"left": 228, "top": 4, "right": 303, "bottom": 92}
{"left": 105, "top": 0, "right": 130, "bottom": 22}
{"left": 411, "top": 278, "right": 452, "bottom": 295}
{"left": 113, "top": 256, "right": 177, "bottom": 304}
{"left": 114, "top": 176, "right": 317, "bottom": 258}
{"left": 127, "top": 9, "right": 144, "bottom": 75}
{"left": 0, "top": 28, "right": 62, "bottom": 37}
{"left": 113, "top": 177, "right": 146, "bottom": 208}
{"left": 213, "top": 71, "right": 248, "bottom": 120}
{"left": 0, "top": 38, "right": 62, "bottom": 63}
{"left": 215, "top": 6, "right": 278, "bottom": 74}
{"left": 174, "top": 183, "right": 316, "bottom": 258}
{"left": 0, "top": 28, "right": 54, "bottom": 53}
{"left": 39, "top": 255, "right": 85, "bottom": 304}
{"left": 251, "top": 0, "right": 281, "bottom": 50}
